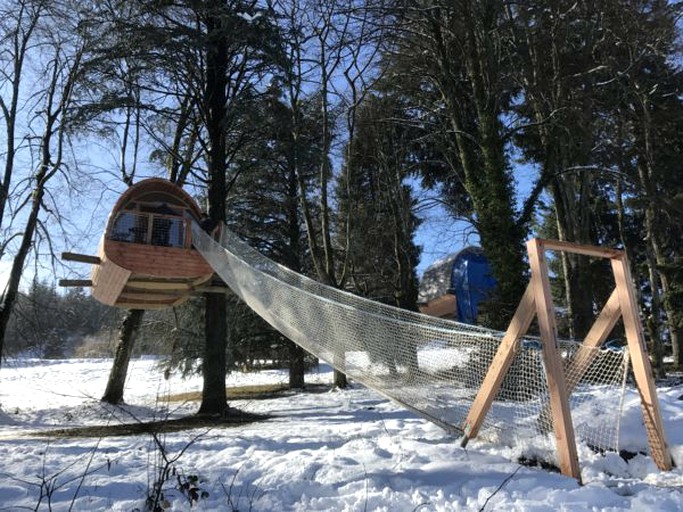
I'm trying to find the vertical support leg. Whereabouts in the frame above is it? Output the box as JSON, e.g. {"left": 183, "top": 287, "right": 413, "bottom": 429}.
{"left": 527, "top": 239, "right": 581, "bottom": 481}
{"left": 611, "top": 256, "right": 672, "bottom": 470}
{"left": 460, "top": 284, "right": 536, "bottom": 446}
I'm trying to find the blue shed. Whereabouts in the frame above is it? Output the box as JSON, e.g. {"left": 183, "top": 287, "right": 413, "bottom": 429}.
{"left": 417, "top": 247, "right": 496, "bottom": 324}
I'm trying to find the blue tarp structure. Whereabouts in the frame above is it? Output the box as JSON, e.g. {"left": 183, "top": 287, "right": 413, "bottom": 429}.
{"left": 418, "top": 247, "right": 497, "bottom": 324}
{"left": 450, "top": 248, "right": 497, "bottom": 323}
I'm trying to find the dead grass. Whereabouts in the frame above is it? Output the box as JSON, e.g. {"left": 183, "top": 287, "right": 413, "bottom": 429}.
{"left": 23, "top": 383, "right": 331, "bottom": 439}
{"left": 164, "top": 383, "right": 292, "bottom": 403}
{"left": 31, "top": 411, "right": 270, "bottom": 438}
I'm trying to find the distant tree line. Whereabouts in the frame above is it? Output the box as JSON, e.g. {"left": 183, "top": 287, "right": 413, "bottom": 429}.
{"left": 4, "top": 281, "right": 118, "bottom": 358}
{"left": 0, "top": 0, "right": 681, "bottom": 409}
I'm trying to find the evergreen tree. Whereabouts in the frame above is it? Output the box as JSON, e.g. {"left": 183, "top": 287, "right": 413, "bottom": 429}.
{"left": 336, "top": 94, "right": 421, "bottom": 310}
{"left": 224, "top": 86, "right": 322, "bottom": 387}
{"left": 379, "top": 0, "right": 527, "bottom": 328}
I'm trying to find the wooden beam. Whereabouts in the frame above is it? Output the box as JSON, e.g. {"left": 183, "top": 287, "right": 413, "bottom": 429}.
{"left": 460, "top": 283, "right": 536, "bottom": 446}
{"left": 61, "top": 252, "right": 101, "bottom": 265}
{"left": 115, "top": 301, "right": 179, "bottom": 310}
{"left": 193, "top": 285, "right": 232, "bottom": 294}
{"left": 537, "top": 239, "right": 623, "bottom": 259}
{"left": 58, "top": 279, "right": 93, "bottom": 287}
{"left": 126, "top": 280, "right": 194, "bottom": 291}
{"left": 418, "top": 294, "right": 457, "bottom": 319}
{"left": 527, "top": 238, "right": 581, "bottom": 482}
{"left": 119, "top": 291, "right": 183, "bottom": 302}
{"left": 124, "top": 285, "right": 190, "bottom": 295}
{"left": 611, "top": 255, "right": 673, "bottom": 471}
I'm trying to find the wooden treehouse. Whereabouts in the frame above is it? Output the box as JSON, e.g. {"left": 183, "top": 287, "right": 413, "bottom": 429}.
{"left": 61, "top": 178, "right": 215, "bottom": 309}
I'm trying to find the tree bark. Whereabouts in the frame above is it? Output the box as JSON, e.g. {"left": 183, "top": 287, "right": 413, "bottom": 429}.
{"left": 101, "top": 309, "right": 144, "bottom": 404}
{"left": 289, "top": 342, "right": 306, "bottom": 388}
{"left": 198, "top": 293, "right": 228, "bottom": 415}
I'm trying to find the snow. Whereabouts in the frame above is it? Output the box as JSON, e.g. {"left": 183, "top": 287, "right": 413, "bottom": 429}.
{"left": 0, "top": 357, "right": 682, "bottom": 511}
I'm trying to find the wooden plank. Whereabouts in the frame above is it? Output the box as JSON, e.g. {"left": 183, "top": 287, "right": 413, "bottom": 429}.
{"left": 61, "top": 252, "right": 101, "bottom": 265}
{"left": 119, "top": 291, "right": 185, "bottom": 302}
{"left": 115, "top": 299, "right": 183, "bottom": 310}
{"left": 105, "top": 241, "right": 212, "bottom": 277}
{"left": 527, "top": 238, "right": 581, "bottom": 481}
{"left": 460, "top": 283, "right": 536, "bottom": 445}
{"left": 125, "top": 281, "right": 192, "bottom": 291}
{"left": 91, "top": 257, "right": 131, "bottom": 306}
{"left": 193, "top": 285, "right": 231, "bottom": 295}
{"left": 418, "top": 294, "right": 457, "bottom": 319}
{"left": 126, "top": 274, "right": 212, "bottom": 291}
{"left": 58, "top": 279, "right": 93, "bottom": 287}
{"left": 538, "top": 238, "right": 623, "bottom": 259}
{"left": 611, "top": 255, "right": 673, "bottom": 471}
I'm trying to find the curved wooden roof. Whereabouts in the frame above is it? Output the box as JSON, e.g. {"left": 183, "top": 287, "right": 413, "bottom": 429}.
{"left": 106, "top": 178, "right": 203, "bottom": 230}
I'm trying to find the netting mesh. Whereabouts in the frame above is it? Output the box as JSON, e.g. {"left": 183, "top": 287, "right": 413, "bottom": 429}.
{"left": 192, "top": 223, "right": 632, "bottom": 465}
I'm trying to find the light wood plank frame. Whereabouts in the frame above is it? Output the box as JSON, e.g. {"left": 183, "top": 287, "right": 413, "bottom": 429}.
{"left": 459, "top": 238, "right": 672, "bottom": 482}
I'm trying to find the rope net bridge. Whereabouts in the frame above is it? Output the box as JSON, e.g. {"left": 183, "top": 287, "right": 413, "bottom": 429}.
{"left": 192, "top": 223, "right": 672, "bottom": 481}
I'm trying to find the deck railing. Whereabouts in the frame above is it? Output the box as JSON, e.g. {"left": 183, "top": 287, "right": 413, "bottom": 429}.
{"left": 110, "top": 211, "right": 188, "bottom": 248}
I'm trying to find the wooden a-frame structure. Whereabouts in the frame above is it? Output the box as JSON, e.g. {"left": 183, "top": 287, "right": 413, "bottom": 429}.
{"left": 459, "top": 238, "right": 673, "bottom": 482}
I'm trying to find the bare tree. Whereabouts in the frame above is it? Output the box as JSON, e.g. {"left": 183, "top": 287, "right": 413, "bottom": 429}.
{"left": 0, "top": 0, "right": 94, "bottom": 368}
{"left": 275, "top": 0, "right": 384, "bottom": 387}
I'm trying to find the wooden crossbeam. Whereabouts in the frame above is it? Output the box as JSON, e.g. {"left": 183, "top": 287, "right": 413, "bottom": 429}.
{"left": 536, "top": 239, "right": 622, "bottom": 259}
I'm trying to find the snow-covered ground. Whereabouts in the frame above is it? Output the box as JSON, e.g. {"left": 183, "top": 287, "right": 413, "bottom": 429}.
{"left": 0, "top": 357, "right": 682, "bottom": 511}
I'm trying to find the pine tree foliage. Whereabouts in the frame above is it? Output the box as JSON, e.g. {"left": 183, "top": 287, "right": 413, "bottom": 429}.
{"left": 336, "top": 94, "right": 421, "bottom": 310}
{"left": 5, "top": 281, "right": 118, "bottom": 358}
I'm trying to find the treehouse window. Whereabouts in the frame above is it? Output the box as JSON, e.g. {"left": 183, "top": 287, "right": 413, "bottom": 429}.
{"left": 109, "top": 203, "right": 187, "bottom": 248}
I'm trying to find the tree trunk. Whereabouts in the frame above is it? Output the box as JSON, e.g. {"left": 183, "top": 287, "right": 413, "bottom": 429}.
{"left": 643, "top": 205, "right": 667, "bottom": 379}
{"left": 333, "top": 369, "right": 348, "bottom": 389}
{"left": 644, "top": 256, "right": 665, "bottom": 378}
{"left": 637, "top": 94, "right": 668, "bottom": 378}
{"left": 659, "top": 262, "right": 683, "bottom": 369}
{"left": 551, "top": 176, "right": 595, "bottom": 340}
{"left": 289, "top": 342, "right": 305, "bottom": 389}
{"left": 101, "top": 309, "right": 144, "bottom": 404}
{"left": 433, "top": 3, "right": 527, "bottom": 328}
{"left": 198, "top": 293, "right": 228, "bottom": 415}
{"left": 285, "top": 165, "right": 307, "bottom": 389}
{"left": 198, "top": 2, "right": 228, "bottom": 415}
